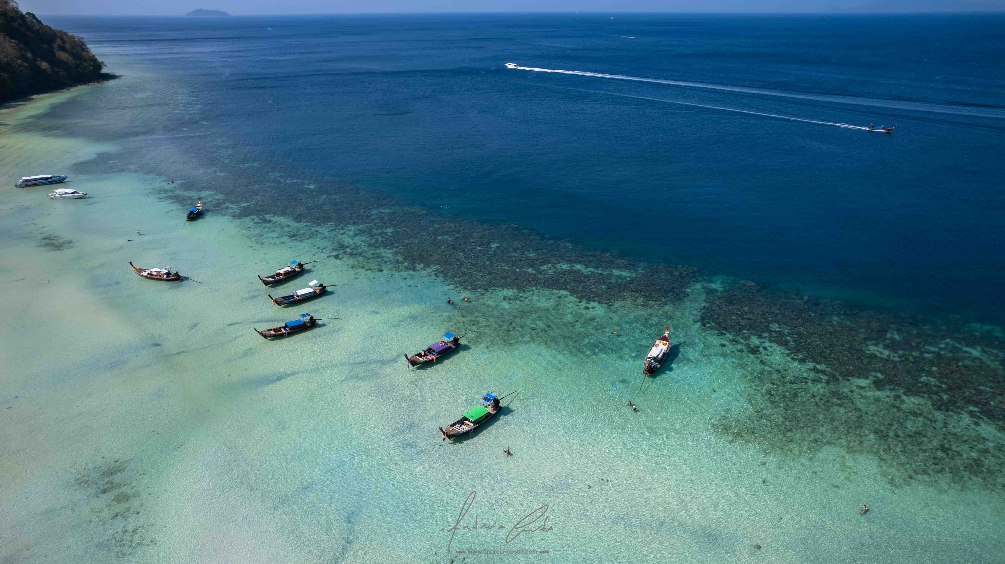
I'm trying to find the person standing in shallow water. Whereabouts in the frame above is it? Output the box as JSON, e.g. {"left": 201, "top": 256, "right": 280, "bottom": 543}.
{"left": 860, "top": 505, "right": 868, "bottom": 515}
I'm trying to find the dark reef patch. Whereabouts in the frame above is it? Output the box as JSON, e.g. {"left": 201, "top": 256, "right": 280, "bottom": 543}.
{"left": 38, "top": 233, "right": 73, "bottom": 251}
{"left": 72, "top": 458, "right": 155, "bottom": 557}
{"left": 703, "top": 280, "right": 1005, "bottom": 490}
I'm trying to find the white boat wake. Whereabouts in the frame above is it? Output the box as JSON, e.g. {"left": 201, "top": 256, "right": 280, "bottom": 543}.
{"left": 550, "top": 86, "right": 881, "bottom": 131}
{"left": 504, "top": 63, "right": 1005, "bottom": 123}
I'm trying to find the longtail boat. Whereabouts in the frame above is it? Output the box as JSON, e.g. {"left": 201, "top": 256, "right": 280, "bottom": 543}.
{"left": 255, "top": 313, "right": 319, "bottom": 339}
{"left": 186, "top": 199, "right": 203, "bottom": 221}
{"left": 405, "top": 332, "right": 461, "bottom": 367}
{"left": 439, "top": 391, "right": 516, "bottom": 441}
{"left": 269, "top": 280, "right": 326, "bottom": 306}
{"left": 129, "top": 262, "right": 181, "bottom": 282}
{"left": 643, "top": 326, "right": 671, "bottom": 376}
{"left": 258, "top": 260, "right": 311, "bottom": 285}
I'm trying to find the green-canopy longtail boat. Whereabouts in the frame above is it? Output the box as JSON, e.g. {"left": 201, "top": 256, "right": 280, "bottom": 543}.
{"left": 439, "top": 392, "right": 507, "bottom": 440}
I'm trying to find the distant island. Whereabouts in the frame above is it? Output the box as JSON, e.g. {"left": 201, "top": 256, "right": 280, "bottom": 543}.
{"left": 0, "top": 0, "right": 111, "bottom": 102}
{"left": 185, "top": 9, "right": 230, "bottom": 16}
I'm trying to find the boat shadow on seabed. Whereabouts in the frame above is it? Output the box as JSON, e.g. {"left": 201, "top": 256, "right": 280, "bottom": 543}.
{"left": 640, "top": 342, "right": 685, "bottom": 394}
{"left": 655, "top": 342, "right": 684, "bottom": 376}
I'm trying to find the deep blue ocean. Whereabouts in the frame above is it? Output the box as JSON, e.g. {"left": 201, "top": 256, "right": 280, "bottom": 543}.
{"left": 49, "top": 14, "right": 1005, "bottom": 322}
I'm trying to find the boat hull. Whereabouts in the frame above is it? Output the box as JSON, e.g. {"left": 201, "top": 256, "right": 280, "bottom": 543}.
{"left": 259, "top": 263, "right": 306, "bottom": 285}
{"left": 406, "top": 336, "right": 461, "bottom": 367}
{"left": 643, "top": 331, "right": 671, "bottom": 376}
{"left": 443, "top": 408, "right": 499, "bottom": 439}
{"left": 256, "top": 317, "right": 318, "bottom": 338}
{"left": 130, "top": 262, "right": 182, "bottom": 282}
{"left": 270, "top": 285, "right": 326, "bottom": 306}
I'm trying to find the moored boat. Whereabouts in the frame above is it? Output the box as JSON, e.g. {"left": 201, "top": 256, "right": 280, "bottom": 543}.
{"left": 643, "top": 326, "right": 671, "bottom": 376}
{"left": 405, "top": 332, "right": 461, "bottom": 367}
{"left": 439, "top": 393, "right": 506, "bottom": 440}
{"left": 269, "top": 280, "right": 326, "bottom": 306}
{"left": 16, "top": 174, "right": 67, "bottom": 188}
{"left": 48, "top": 188, "right": 87, "bottom": 199}
{"left": 129, "top": 261, "right": 181, "bottom": 282}
{"left": 186, "top": 199, "right": 203, "bottom": 220}
{"left": 258, "top": 260, "right": 311, "bottom": 285}
{"left": 255, "top": 313, "right": 319, "bottom": 339}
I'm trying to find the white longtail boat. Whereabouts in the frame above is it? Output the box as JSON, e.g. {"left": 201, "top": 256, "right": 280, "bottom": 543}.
{"left": 16, "top": 174, "right": 68, "bottom": 188}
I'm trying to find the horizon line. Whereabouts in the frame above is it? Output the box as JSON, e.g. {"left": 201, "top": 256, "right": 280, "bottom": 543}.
{"left": 38, "top": 9, "right": 1005, "bottom": 17}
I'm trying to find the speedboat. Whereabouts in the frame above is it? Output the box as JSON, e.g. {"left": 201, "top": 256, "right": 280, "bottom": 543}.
{"left": 505, "top": 63, "right": 518, "bottom": 69}
{"left": 867, "top": 124, "right": 895, "bottom": 133}
{"left": 16, "top": 174, "right": 68, "bottom": 188}
{"left": 48, "top": 188, "right": 87, "bottom": 199}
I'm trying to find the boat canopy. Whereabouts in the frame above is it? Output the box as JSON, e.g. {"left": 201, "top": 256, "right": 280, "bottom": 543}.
{"left": 285, "top": 319, "right": 305, "bottom": 328}
{"left": 188, "top": 207, "right": 199, "bottom": 212}
{"left": 443, "top": 332, "right": 455, "bottom": 340}
{"left": 463, "top": 406, "right": 490, "bottom": 421}
{"left": 430, "top": 341, "right": 452, "bottom": 353}
{"left": 294, "top": 288, "right": 314, "bottom": 296}
{"left": 290, "top": 260, "right": 300, "bottom": 265}
{"left": 21, "top": 175, "right": 52, "bottom": 180}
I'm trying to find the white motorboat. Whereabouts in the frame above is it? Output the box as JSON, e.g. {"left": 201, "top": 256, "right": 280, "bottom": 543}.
{"left": 16, "top": 174, "right": 68, "bottom": 188}
{"left": 505, "top": 63, "right": 518, "bottom": 69}
{"left": 867, "top": 124, "right": 895, "bottom": 133}
{"left": 643, "top": 326, "right": 671, "bottom": 376}
{"left": 48, "top": 188, "right": 87, "bottom": 199}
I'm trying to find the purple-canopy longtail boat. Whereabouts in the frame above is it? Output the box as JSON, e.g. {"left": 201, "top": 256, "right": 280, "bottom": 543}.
{"left": 405, "top": 332, "right": 461, "bottom": 367}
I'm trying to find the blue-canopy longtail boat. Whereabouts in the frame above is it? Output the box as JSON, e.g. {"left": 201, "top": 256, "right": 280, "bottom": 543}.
{"left": 130, "top": 262, "right": 181, "bottom": 282}
{"left": 643, "top": 326, "right": 671, "bottom": 376}
{"left": 258, "top": 260, "right": 312, "bottom": 285}
{"left": 405, "top": 332, "right": 461, "bottom": 367}
{"left": 186, "top": 199, "right": 203, "bottom": 220}
{"left": 269, "top": 280, "right": 326, "bottom": 306}
{"left": 439, "top": 392, "right": 515, "bottom": 440}
{"left": 255, "top": 313, "right": 319, "bottom": 339}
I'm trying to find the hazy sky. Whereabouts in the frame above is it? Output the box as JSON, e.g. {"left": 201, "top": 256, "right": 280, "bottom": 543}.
{"left": 21, "top": 0, "right": 1005, "bottom": 15}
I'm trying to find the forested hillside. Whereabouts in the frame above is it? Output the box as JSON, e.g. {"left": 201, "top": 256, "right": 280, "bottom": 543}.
{"left": 0, "top": 0, "right": 107, "bottom": 102}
